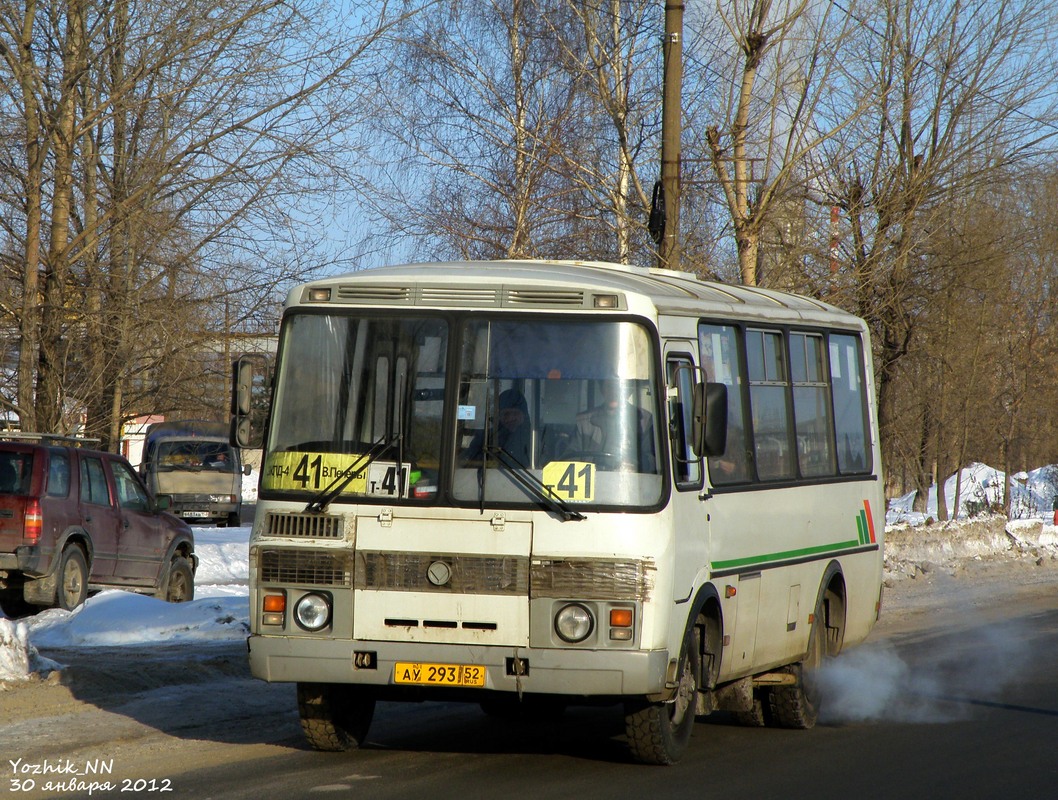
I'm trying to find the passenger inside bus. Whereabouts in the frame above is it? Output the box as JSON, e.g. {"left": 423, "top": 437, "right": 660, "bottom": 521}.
{"left": 463, "top": 388, "right": 532, "bottom": 464}
{"left": 570, "top": 380, "right": 656, "bottom": 472}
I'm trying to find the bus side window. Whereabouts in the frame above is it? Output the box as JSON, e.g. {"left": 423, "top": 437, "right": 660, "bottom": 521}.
{"left": 666, "top": 356, "right": 702, "bottom": 489}
{"left": 829, "top": 333, "right": 872, "bottom": 474}
{"left": 791, "top": 332, "right": 837, "bottom": 477}
{"left": 746, "top": 329, "right": 795, "bottom": 481}
{"left": 699, "top": 323, "right": 752, "bottom": 484}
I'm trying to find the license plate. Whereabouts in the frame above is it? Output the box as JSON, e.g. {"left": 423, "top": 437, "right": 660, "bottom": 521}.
{"left": 182, "top": 511, "right": 210, "bottom": 519}
{"left": 394, "top": 662, "right": 486, "bottom": 687}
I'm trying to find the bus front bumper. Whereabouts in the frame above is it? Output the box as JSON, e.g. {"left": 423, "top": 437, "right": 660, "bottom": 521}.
{"left": 247, "top": 634, "right": 671, "bottom": 697}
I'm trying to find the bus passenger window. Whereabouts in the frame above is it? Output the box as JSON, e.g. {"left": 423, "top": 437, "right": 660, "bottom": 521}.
{"left": 791, "top": 333, "right": 836, "bottom": 477}
{"left": 829, "top": 334, "right": 871, "bottom": 474}
{"left": 747, "top": 329, "right": 795, "bottom": 481}
{"left": 700, "top": 324, "right": 751, "bottom": 484}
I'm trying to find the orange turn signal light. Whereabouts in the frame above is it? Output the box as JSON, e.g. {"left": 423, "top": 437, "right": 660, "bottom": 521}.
{"left": 263, "top": 594, "right": 286, "bottom": 613}
{"left": 609, "top": 608, "right": 633, "bottom": 628}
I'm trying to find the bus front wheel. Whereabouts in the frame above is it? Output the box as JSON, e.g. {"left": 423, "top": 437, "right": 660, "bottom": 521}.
{"left": 624, "top": 624, "right": 699, "bottom": 765}
{"left": 296, "top": 683, "right": 375, "bottom": 751}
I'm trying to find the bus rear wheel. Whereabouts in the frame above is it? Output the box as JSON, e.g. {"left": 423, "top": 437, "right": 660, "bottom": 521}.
{"left": 296, "top": 683, "right": 375, "bottom": 751}
{"left": 768, "top": 599, "right": 826, "bottom": 729}
{"left": 624, "top": 624, "right": 699, "bottom": 765}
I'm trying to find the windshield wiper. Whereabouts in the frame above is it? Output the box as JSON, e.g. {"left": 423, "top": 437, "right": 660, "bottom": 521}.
{"left": 485, "top": 446, "right": 585, "bottom": 522}
{"left": 303, "top": 434, "right": 399, "bottom": 513}
{"left": 477, "top": 393, "right": 494, "bottom": 515}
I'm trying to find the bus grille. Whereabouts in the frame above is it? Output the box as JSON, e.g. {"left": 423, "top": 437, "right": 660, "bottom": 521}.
{"left": 420, "top": 287, "right": 499, "bottom": 306}
{"left": 259, "top": 548, "right": 353, "bottom": 587}
{"left": 355, "top": 551, "right": 529, "bottom": 595}
{"left": 505, "top": 288, "right": 585, "bottom": 306}
{"left": 264, "top": 512, "right": 345, "bottom": 539}
{"left": 334, "top": 285, "right": 411, "bottom": 303}
{"left": 330, "top": 284, "right": 593, "bottom": 309}
{"left": 530, "top": 559, "right": 655, "bottom": 602}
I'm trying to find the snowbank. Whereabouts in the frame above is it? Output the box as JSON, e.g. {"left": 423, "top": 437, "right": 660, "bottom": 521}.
{"left": 0, "top": 524, "right": 251, "bottom": 686}
{"left": 26, "top": 591, "right": 249, "bottom": 648}
{"left": 0, "top": 618, "right": 61, "bottom": 685}
{"left": 883, "top": 515, "right": 1058, "bottom": 582}
{"left": 194, "top": 525, "right": 251, "bottom": 587}
{"left": 887, "top": 462, "right": 1058, "bottom": 526}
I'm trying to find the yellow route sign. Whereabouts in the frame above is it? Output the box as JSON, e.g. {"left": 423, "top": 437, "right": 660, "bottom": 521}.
{"left": 542, "top": 461, "right": 595, "bottom": 503}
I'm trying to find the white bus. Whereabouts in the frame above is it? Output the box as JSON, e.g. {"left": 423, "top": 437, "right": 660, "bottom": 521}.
{"left": 232, "top": 259, "right": 884, "bottom": 765}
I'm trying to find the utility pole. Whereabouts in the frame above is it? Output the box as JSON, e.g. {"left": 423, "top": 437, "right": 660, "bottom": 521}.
{"left": 657, "top": 1, "right": 683, "bottom": 271}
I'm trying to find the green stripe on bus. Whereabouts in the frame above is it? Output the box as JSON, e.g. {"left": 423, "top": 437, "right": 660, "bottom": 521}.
{"left": 711, "top": 540, "right": 863, "bottom": 571}
{"left": 857, "top": 512, "right": 867, "bottom": 545}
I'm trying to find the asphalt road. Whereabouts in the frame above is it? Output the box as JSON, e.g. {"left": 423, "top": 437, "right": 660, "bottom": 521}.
{"left": 6, "top": 576, "right": 1058, "bottom": 800}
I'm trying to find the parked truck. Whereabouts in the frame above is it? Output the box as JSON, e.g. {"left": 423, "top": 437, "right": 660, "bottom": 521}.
{"left": 140, "top": 420, "right": 246, "bottom": 526}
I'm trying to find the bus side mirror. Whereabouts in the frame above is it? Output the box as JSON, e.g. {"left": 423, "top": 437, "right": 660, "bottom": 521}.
{"left": 231, "top": 355, "right": 269, "bottom": 449}
{"left": 233, "top": 357, "right": 254, "bottom": 416}
{"left": 692, "top": 382, "right": 728, "bottom": 458}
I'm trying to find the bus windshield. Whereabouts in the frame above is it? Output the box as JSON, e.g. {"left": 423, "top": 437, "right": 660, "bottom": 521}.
{"left": 262, "top": 311, "right": 662, "bottom": 510}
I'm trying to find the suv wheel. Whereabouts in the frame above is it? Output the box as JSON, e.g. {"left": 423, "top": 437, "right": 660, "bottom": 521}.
{"left": 57, "top": 546, "right": 88, "bottom": 610}
{"left": 158, "top": 556, "right": 195, "bottom": 603}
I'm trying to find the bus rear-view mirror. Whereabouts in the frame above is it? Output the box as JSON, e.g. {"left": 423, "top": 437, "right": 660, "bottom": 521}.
{"left": 693, "top": 382, "right": 728, "bottom": 458}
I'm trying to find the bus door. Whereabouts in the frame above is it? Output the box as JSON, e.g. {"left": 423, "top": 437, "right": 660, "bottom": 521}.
{"left": 699, "top": 322, "right": 761, "bottom": 676}
{"left": 664, "top": 346, "right": 708, "bottom": 601}
{"left": 666, "top": 343, "right": 763, "bottom": 674}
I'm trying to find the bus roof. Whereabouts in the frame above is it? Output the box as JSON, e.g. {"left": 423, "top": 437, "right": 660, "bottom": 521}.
{"left": 294, "top": 260, "right": 863, "bottom": 328}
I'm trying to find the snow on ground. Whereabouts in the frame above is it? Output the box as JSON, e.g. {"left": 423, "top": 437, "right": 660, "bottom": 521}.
{"left": 22, "top": 523, "right": 252, "bottom": 650}
{"left": 3, "top": 461, "right": 1058, "bottom": 686}
{"left": 0, "top": 524, "right": 253, "bottom": 685}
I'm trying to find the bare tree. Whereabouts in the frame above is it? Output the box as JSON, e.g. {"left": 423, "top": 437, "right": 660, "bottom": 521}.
{"left": 0, "top": 0, "right": 408, "bottom": 446}
{"left": 369, "top": 1, "right": 575, "bottom": 260}
{"left": 690, "top": 0, "right": 866, "bottom": 287}
{"left": 548, "top": 0, "right": 662, "bottom": 264}
{"left": 818, "top": 0, "right": 1058, "bottom": 499}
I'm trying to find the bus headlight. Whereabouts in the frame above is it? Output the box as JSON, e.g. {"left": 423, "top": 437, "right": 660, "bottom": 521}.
{"left": 555, "top": 603, "right": 594, "bottom": 643}
{"left": 293, "top": 593, "right": 331, "bottom": 631}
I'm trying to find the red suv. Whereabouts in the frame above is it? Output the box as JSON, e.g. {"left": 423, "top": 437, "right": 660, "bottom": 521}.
{"left": 0, "top": 436, "right": 197, "bottom": 617}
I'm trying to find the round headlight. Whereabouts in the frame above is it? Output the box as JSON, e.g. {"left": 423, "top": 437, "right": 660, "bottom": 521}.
{"left": 555, "top": 603, "right": 594, "bottom": 643}
{"left": 294, "top": 593, "right": 331, "bottom": 631}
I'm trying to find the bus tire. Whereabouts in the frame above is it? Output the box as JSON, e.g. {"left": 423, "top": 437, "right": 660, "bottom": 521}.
{"left": 297, "top": 683, "right": 375, "bottom": 752}
{"left": 56, "top": 545, "right": 88, "bottom": 611}
{"left": 732, "top": 692, "right": 770, "bottom": 727}
{"left": 767, "top": 598, "right": 826, "bottom": 729}
{"left": 624, "top": 624, "right": 699, "bottom": 765}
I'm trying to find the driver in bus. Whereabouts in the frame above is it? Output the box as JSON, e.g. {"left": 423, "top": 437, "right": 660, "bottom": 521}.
{"left": 571, "top": 380, "right": 656, "bottom": 472}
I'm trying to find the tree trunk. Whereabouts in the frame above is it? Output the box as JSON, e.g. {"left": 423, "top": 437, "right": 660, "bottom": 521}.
{"left": 36, "top": 0, "right": 86, "bottom": 433}
{"left": 15, "top": 0, "right": 44, "bottom": 431}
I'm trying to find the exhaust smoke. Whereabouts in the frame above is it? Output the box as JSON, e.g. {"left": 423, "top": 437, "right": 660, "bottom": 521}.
{"left": 818, "top": 621, "right": 1031, "bottom": 724}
